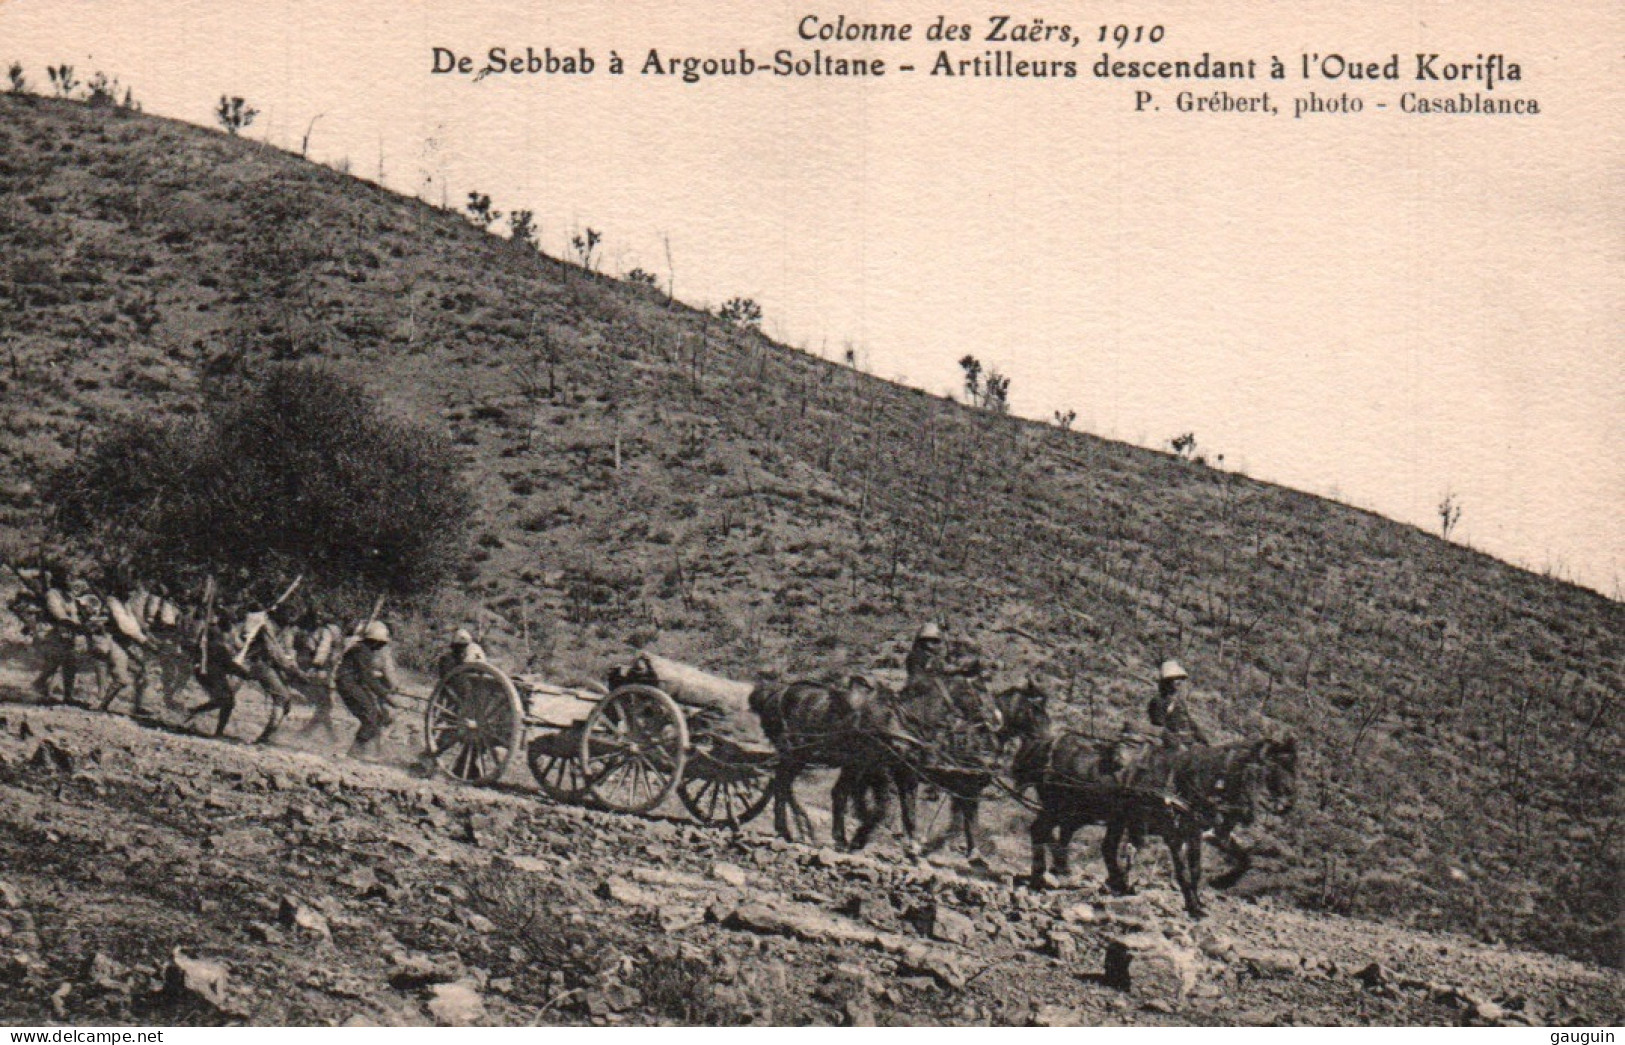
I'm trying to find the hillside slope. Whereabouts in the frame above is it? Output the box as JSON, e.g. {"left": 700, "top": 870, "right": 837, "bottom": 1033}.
{"left": 0, "top": 94, "right": 1619, "bottom": 967}
{"left": 0, "top": 703, "right": 1617, "bottom": 1027}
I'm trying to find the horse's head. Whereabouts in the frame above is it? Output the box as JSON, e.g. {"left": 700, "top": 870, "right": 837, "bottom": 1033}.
{"left": 995, "top": 675, "right": 1051, "bottom": 743}
{"left": 1255, "top": 734, "right": 1298, "bottom": 814}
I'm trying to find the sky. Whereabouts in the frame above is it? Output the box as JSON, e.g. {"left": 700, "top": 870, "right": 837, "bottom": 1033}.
{"left": 2, "top": 0, "right": 1619, "bottom": 595}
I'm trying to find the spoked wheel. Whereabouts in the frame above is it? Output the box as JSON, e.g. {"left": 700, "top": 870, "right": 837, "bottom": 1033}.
{"left": 423, "top": 662, "right": 524, "bottom": 785}
{"left": 677, "top": 740, "right": 774, "bottom": 828}
{"left": 527, "top": 726, "right": 588, "bottom": 802}
{"left": 579, "top": 684, "right": 688, "bottom": 814}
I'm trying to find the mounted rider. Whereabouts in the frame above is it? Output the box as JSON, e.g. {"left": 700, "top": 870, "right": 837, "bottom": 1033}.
{"left": 1147, "top": 659, "right": 1209, "bottom": 748}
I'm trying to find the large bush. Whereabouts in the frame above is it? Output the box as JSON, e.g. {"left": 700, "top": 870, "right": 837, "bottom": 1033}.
{"left": 49, "top": 364, "right": 473, "bottom": 603}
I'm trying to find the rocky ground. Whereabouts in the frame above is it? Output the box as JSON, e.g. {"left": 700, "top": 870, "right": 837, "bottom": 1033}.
{"left": 0, "top": 663, "right": 1617, "bottom": 1027}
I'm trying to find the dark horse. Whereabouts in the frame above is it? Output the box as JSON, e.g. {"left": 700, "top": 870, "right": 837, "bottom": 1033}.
{"left": 749, "top": 668, "right": 1004, "bottom": 848}
{"left": 833, "top": 675, "right": 1051, "bottom": 863}
{"left": 1025, "top": 732, "right": 1298, "bottom": 916}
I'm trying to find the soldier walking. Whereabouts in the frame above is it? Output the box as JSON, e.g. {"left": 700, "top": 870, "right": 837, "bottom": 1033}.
{"left": 184, "top": 610, "right": 251, "bottom": 738}
{"left": 31, "top": 570, "right": 88, "bottom": 707}
{"left": 335, "top": 620, "right": 403, "bottom": 759}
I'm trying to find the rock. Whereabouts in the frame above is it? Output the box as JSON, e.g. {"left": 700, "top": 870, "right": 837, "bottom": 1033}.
{"left": 82, "top": 951, "right": 127, "bottom": 992}
{"left": 1103, "top": 932, "right": 1203, "bottom": 1005}
{"left": 278, "top": 895, "right": 333, "bottom": 944}
{"left": 658, "top": 905, "right": 705, "bottom": 933}
{"left": 204, "top": 828, "right": 273, "bottom": 857}
{"left": 1472, "top": 1000, "right": 1507, "bottom": 1025}
{"left": 1353, "top": 961, "right": 1396, "bottom": 995}
{"left": 809, "top": 847, "right": 844, "bottom": 869}
{"left": 426, "top": 980, "right": 485, "bottom": 1026}
{"left": 894, "top": 942, "right": 969, "bottom": 990}
{"left": 597, "top": 876, "right": 665, "bottom": 908}
{"left": 631, "top": 867, "right": 713, "bottom": 892}
{"left": 1029, "top": 1004, "right": 1085, "bottom": 1027}
{"left": 389, "top": 951, "right": 465, "bottom": 990}
{"left": 582, "top": 983, "right": 643, "bottom": 1017}
{"left": 711, "top": 862, "right": 749, "bottom": 888}
{"left": 0, "top": 881, "right": 21, "bottom": 909}
{"left": 338, "top": 866, "right": 379, "bottom": 894}
{"left": 459, "top": 910, "right": 497, "bottom": 934}
{"left": 28, "top": 739, "right": 74, "bottom": 774}
{"left": 913, "top": 902, "right": 977, "bottom": 947}
{"left": 725, "top": 903, "right": 878, "bottom": 947}
{"left": 1237, "top": 946, "right": 1304, "bottom": 979}
{"left": 246, "top": 921, "right": 283, "bottom": 945}
{"left": 1059, "top": 902, "right": 1096, "bottom": 924}
{"left": 842, "top": 996, "right": 877, "bottom": 1027}
{"left": 1044, "top": 929, "right": 1078, "bottom": 961}
{"left": 162, "top": 948, "right": 231, "bottom": 1011}
{"left": 488, "top": 853, "right": 544, "bottom": 874}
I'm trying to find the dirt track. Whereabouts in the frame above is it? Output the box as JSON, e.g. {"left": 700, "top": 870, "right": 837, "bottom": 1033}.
{"left": 0, "top": 648, "right": 1617, "bottom": 1027}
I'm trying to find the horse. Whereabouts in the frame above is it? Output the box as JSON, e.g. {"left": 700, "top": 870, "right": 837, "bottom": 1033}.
{"left": 750, "top": 667, "right": 1005, "bottom": 848}
{"left": 833, "top": 674, "right": 1050, "bottom": 863}
{"left": 1026, "top": 732, "right": 1298, "bottom": 917}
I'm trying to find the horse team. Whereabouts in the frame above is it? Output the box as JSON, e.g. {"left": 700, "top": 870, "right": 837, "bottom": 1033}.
{"left": 749, "top": 635, "right": 1298, "bottom": 919}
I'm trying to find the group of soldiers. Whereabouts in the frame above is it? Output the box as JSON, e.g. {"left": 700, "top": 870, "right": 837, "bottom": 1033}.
{"left": 5, "top": 565, "right": 487, "bottom": 759}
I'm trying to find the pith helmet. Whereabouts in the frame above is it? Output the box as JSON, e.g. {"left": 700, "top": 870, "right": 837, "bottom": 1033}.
{"left": 451, "top": 627, "right": 474, "bottom": 644}
{"left": 917, "top": 623, "right": 943, "bottom": 642}
{"left": 363, "top": 621, "right": 391, "bottom": 644}
{"left": 1159, "top": 659, "right": 1189, "bottom": 681}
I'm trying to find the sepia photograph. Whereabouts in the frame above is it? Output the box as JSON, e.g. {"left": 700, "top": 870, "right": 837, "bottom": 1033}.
{"left": 0, "top": 0, "right": 1618, "bottom": 1031}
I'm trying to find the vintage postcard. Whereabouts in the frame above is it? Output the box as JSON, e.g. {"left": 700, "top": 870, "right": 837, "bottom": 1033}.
{"left": 0, "top": 0, "right": 1617, "bottom": 1031}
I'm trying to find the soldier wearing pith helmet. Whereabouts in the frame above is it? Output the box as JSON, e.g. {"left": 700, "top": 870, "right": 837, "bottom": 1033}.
{"left": 904, "top": 622, "right": 946, "bottom": 680}
{"left": 1147, "top": 658, "right": 1209, "bottom": 746}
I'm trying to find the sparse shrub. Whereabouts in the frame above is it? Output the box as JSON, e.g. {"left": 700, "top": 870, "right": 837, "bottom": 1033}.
{"left": 46, "top": 65, "right": 77, "bottom": 97}
{"left": 85, "top": 71, "right": 125, "bottom": 108}
{"left": 624, "top": 267, "right": 658, "bottom": 287}
{"left": 1439, "top": 491, "right": 1463, "bottom": 540}
{"left": 1053, "top": 408, "right": 1077, "bottom": 430}
{"left": 1170, "top": 431, "right": 1198, "bottom": 460}
{"left": 214, "top": 95, "right": 258, "bottom": 135}
{"left": 6, "top": 62, "right": 26, "bottom": 94}
{"left": 718, "top": 296, "right": 762, "bottom": 329}
{"left": 959, "top": 355, "right": 982, "bottom": 404}
{"left": 463, "top": 862, "right": 615, "bottom": 990}
{"left": 958, "top": 354, "right": 1010, "bottom": 411}
{"left": 571, "top": 227, "right": 601, "bottom": 270}
{"left": 507, "top": 208, "right": 538, "bottom": 250}
{"left": 983, "top": 367, "right": 1011, "bottom": 413}
{"left": 465, "top": 191, "right": 500, "bottom": 229}
{"left": 46, "top": 363, "right": 474, "bottom": 604}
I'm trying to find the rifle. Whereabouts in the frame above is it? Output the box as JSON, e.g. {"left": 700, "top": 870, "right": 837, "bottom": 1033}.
{"left": 197, "top": 575, "right": 216, "bottom": 675}
{"left": 232, "top": 574, "right": 303, "bottom": 668}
